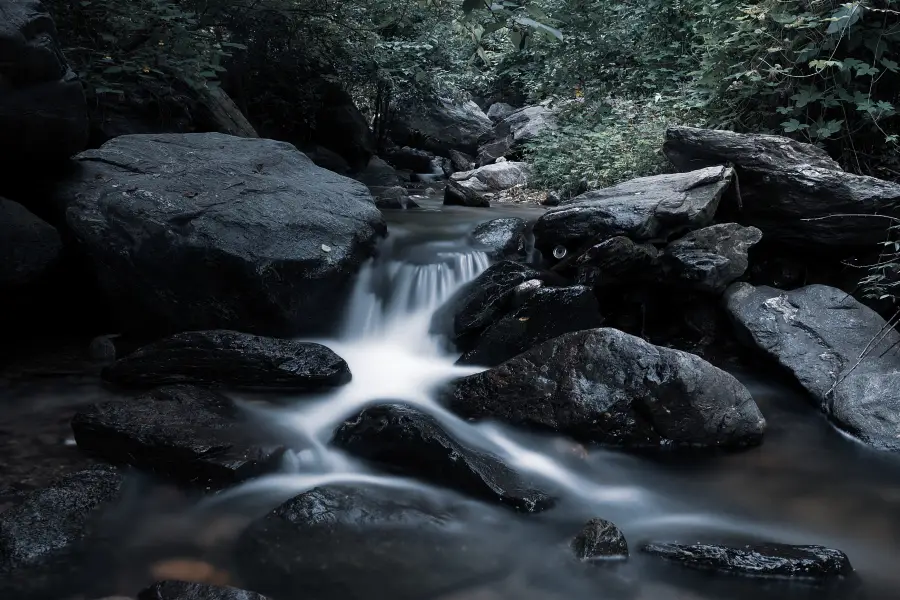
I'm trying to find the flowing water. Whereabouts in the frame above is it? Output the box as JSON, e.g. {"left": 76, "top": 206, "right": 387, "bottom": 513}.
{"left": 5, "top": 197, "right": 900, "bottom": 599}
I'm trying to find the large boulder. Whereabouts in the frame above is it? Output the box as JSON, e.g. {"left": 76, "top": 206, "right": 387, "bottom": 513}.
{"left": 486, "top": 102, "right": 516, "bottom": 123}
{"left": 533, "top": 166, "right": 734, "bottom": 259}
{"left": 389, "top": 97, "right": 492, "bottom": 157}
{"left": 444, "top": 328, "right": 766, "bottom": 449}
{"left": 662, "top": 223, "right": 763, "bottom": 294}
{"left": 642, "top": 542, "right": 852, "bottom": 580}
{"left": 573, "top": 236, "right": 660, "bottom": 288}
{"left": 476, "top": 106, "right": 557, "bottom": 167}
{"left": 138, "top": 581, "right": 271, "bottom": 600}
{"left": 0, "top": 0, "right": 89, "bottom": 170}
{"left": 236, "top": 485, "right": 512, "bottom": 600}
{"left": 724, "top": 283, "right": 900, "bottom": 451}
{"left": 457, "top": 285, "right": 603, "bottom": 367}
{"left": 101, "top": 330, "right": 351, "bottom": 391}
{"left": 312, "top": 84, "right": 376, "bottom": 170}
{"left": 0, "top": 198, "right": 62, "bottom": 287}
{"left": 469, "top": 217, "right": 529, "bottom": 260}
{"left": 383, "top": 146, "right": 435, "bottom": 173}
{"left": 59, "top": 133, "right": 385, "bottom": 336}
{"left": 664, "top": 126, "right": 900, "bottom": 248}
{"left": 71, "top": 385, "right": 290, "bottom": 487}
{"left": 333, "top": 404, "right": 555, "bottom": 512}
{"left": 444, "top": 161, "right": 530, "bottom": 207}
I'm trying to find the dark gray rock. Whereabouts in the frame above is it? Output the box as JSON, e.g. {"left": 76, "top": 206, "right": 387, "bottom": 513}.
{"left": 664, "top": 126, "right": 900, "bottom": 248}
{"left": 574, "top": 236, "right": 660, "bottom": 287}
{"left": 449, "top": 149, "right": 474, "bottom": 173}
{"left": 303, "top": 145, "right": 351, "bottom": 174}
{"left": 663, "top": 223, "right": 762, "bottom": 294}
{"left": 486, "top": 102, "right": 516, "bottom": 123}
{"left": 102, "top": 330, "right": 350, "bottom": 391}
{"left": 430, "top": 261, "right": 564, "bottom": 349}
{"left": 571, "top": 518, "right": 628, "bottom": 560}
{"left": 642, "top": 542, "right": 853, "bottom": 580}
{"left": 236, "top": 485, "right": 510, "bottom": 600}
{"left": 389, "top": 97, "right": 492, "bottom": 156}
{"left": 445, "top": 328, "right": 766, "bottom": 448}
{"left": 0, "top": 198, "right": 62, "bottom": 287}
{"left": 533, "top": 166, "right": 734, "bottom": 259}
{"left": 0, "top": 0, "right": 89, "bottom": 169}
{"left": 444, "top": 179, "right": 490, "bottom": 207}
{"left": 470, "top": 217, "right": 528, "bottom": 260}
{"left": 0, "top": 466, "right": 123, "bottom": 572}
{"left": 724, "top": 283, "right": 900, "bottom": 451}
{"left": 333, "top": 404, "right": 555, "bottom": 512}
{"left": 384, "top": 146, "right": 434, "bottom": 173}
{"left": 59, "top": 133, "right": 385, "bottom": 336}
{"left": 313, "top": 86, "right": 376, "bottom": 170}
{"left": 373, "top": 186, "right": 420, "bottom": 210}
{"left": 71, "top": 385, "right": 289, "bottom": 487}
{"left": 139, "top": 581, "right": 270, "bottom": 600}
{"left": 444, "top": 162, "right": 530, "bottom": 207}
{"left": 476, "top": 106, "right": 556, "bottom": 166}
{"left": 458, "top": 285, "right": 603, "bottom": 367}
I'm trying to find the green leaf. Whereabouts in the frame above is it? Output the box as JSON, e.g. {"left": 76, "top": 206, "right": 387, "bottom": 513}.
{"left": 825, "top": 3, "right": 863, "bottom": 35}
{"left": 102, "top": 66, "right": 123, "bottom": 74}
{"left": 881, "top": 58, "right": 899, "bottom": 73}
{"left": 781, "top": 119, "right": 809, "bottom": 133}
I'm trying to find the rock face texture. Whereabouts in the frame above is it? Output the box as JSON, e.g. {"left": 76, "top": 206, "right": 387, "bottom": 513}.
{"left": 102, "top": 330, "right": 350, "bottom": 391}
{"left": 664, "top": 126, "right": 900, "bottom": 248}
{"left": 389, "top": 97, "right": 492, "bottom": 156}
{"left": 662, "top": 223, "right": 763, "bottom": 293}
{"left": 445, "top": 328, "right": 766, "bottom": 449}
{"left": 533, "top": 166, "right": 734, "bottom": 258}
{"left": 0, "top": 198, "right": 62, "bottom": 287}
{"left": 476, "top": 106, "right": 557, "bottom": 166}
{"left": 138, "top": 581, "right": 272, "bottom": 600}
{"left": 571, "top": 518, "right": 629, "bottom": 561}
{"left": 469, "top": 217, "right": 529, "bottom": 261}
{"left": 0, "top": 0, "right": 89, "bottom": 170}
{"left": 725, "top": 282, "right": 900, "bottom": 451}
{"left": 59, "top": 133, "right": 385, "bottom": 336}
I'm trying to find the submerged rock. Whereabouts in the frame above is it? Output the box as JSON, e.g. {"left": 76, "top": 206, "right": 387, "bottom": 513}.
{"left": 60, "top": 132, "right": 385, "bottom": 336}
{"left": 457, "top": 285, "right": 603, "bottom": 367}
{"left": 533, "top": 166, "right": 733, "bottom": 259}
{"left": 0, "top": 466, "right": 123, "bottom": 572}
{"left": 237, "top": 485, "right": 510, "bottom": 600}
{"left": 0, "top": 198, "right": 62, "bottom": 288}
{"left": 72, "top": 385, "right": 289, "bottom": 487}
{"left": 642, "top": 542, "right": 853, "bottom": 580}
{"left": 663, "top": 223, "right": 763, "bottom": 294}
{"left": 138, "top": 581, "right": 270, "bottom": 600}
{"left": 571, "top": 518, "right": 628, "bottom": 561}
{"left": 725, "top": 283, "right": 900, "bottom": 451}
{"left": 470, "top": 217, "right": 529, "bottom": 260}
{"left": 102, "top": 330, "right": 350, "bottom": 391}
{"left": 445, "top": 328, "right": 765, "bottom": 449}
{"left": 333, "top": 404, "right": 554, "bottom": 512}
{"left": 664, "top": 126, "right": 900, "bottom": 248}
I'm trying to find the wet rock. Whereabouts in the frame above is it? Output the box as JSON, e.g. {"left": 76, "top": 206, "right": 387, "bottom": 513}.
{"left": 663, "top": 223, "right": 763, "bottom": 294}
{"left": 0, "top": 0, "right": 89, "bottom": 171}
{"left": 476, "top": 106, "right": 556, "bottom": 166}
{"left": 138, "top": 581, "right": 268, "bottom": 600}
{"left": 333, "top": 404, "right": 555, "bottom": 512}
{"left": 470, "top": 217, "right": 529, "bottom": 260}
{"left": 664, "top": 126, "right": 900, "bottom": 248}
{"left": 383, "top": 146, "right": 434, "bottom": 173}
{"left": 302, "top": 145, "right": 351, "bottom": 174}
{"left": 486, "top": 102, "right": 516, "bottom": 123}
{"left": 389, "top": 97, "right": 492, "bottom": 157}
{"left": 571, "top": 518, "right": 628, "bottom": 560}
{"left": 102, "top": 330, "right": 350, "bottom": 391}
{"left": 449, "top": 149, "right": 474, "bottom": 173}
{"left": 458, "top": 285, "right": 603, "bottom": 367}
{"left": 0, "top": 465, "right": 123, "bottom": 572}
{"left": 355, "top": 155, "right": 402, "bottom": 188}
{"left": 59, "top": 133, "right": 385, "bottom": 337}
{"left": 71, "top": 385, "right": 289, "bottom": 487}
{"left": 542, "top": 191, "right": 561, "bottom": 207}
{"left": 642, "top": 542, "right": 853, "bottom": 580}
{"left": 445, "top": 328, "right": 766, "bottom": 449}
{"left": 88, "top": 335, "right": 118, "bottom": 363}
{"left": 444, "top": 162, "right": 528, "bottom": 207}
{"left": 444, "top": 180, "right": 491, "bottom": 207}
{"left": 237, "top": 485, "right": 510, "bottom": 600}
{"left": 373, "top": 186, "right": 420, "bottom": 209}
{"left": 533, "top": 166, "right": 733, "bottom": 259}
{"left": 725, "top": 283, "right": 900, "bottom": 451}
{"left": 431, "top": 261, "right": 564, "bottom": 349}
{"left": 573, "top": 236, "right": 660, "bottom": 287}
{"left": 0, "top": 198, "right": 62, "bottom": 287}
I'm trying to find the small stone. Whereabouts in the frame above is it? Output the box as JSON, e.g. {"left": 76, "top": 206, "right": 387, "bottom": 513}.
{"left": 425, "top": 187, "right": 437, "bottom": 196}
{"left": 571, "top": 518, "right": 628, "bottom": 560}
{"left": 88, "top": 335, "right": 117, "bottom": 363}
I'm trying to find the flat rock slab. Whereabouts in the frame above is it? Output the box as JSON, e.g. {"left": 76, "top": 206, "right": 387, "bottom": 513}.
{"left": 59, "top": 132, "right": 385, "bottom": 336}
{"left": 333, "top": 403, "right": 555, "bottom": 512}
{"left": 663, "top": 223, "right": 762, "bottom": 294}
{"left": 237, "top": 485, "right": 511, "bottom": 600}
{"left": 571, "top": 518, "right": 628, "bottom": 560}
{"left": 138, "top": 581, "right": 271, "bottom": 600}
{"left": 445, "top": 328, "right": 765, "bottom": 449}
{"left": 642, "top": 542, "right": 853, "bottom": 580}
{"left": 533, "top": 166, "right": 733, "bottom": 258}
{"left": 102, "top": 330, "right": 350, "bottom": 391}
{"left": 0, "top": 465, "right": 123, "bottom": 572}
{"left": 72, "top": 385, "right": 289, "bottom": 487}
{"left": 725, "top": 283, "right": 900, "bottom": 451}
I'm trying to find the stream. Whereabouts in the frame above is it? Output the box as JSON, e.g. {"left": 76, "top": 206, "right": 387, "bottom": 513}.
{"left": 4, "top": 197, "right": 900, "bottom": 600}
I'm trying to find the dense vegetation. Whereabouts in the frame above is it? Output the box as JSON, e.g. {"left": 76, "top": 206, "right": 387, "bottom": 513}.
{"left": 46, "top": 0, "right": 897, "bottom": 184}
